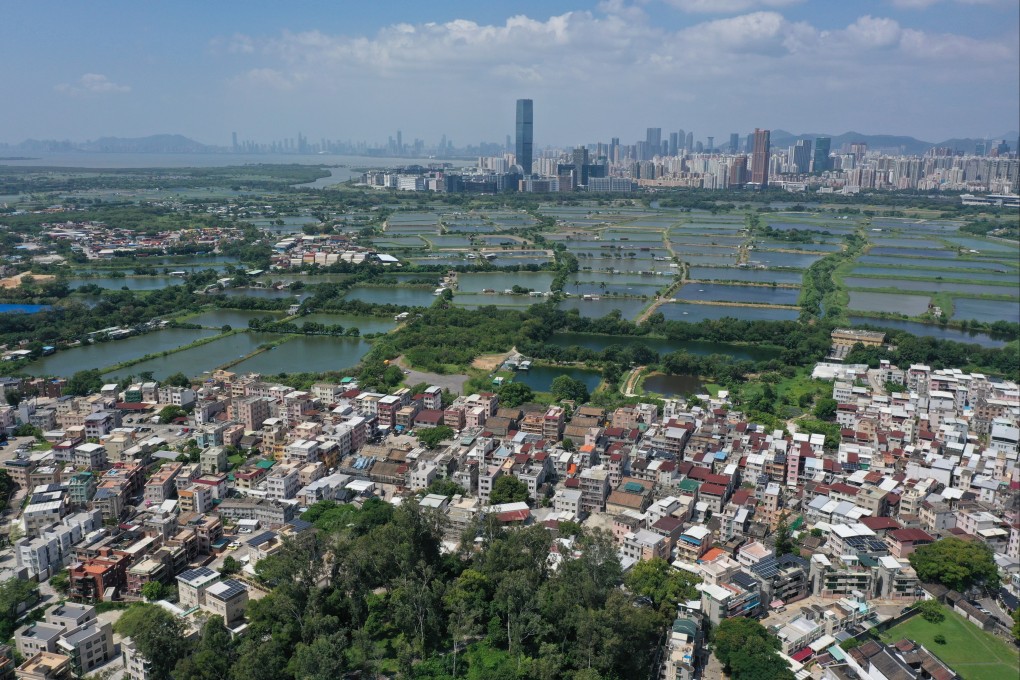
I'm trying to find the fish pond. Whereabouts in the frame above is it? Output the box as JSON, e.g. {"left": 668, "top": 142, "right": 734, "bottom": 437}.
{"left": 675, "top": 283, "right": 801, "bottom": 306}
{"left": 230, "top": 336, "right": 373, "bottom": 375}
{"left": 847, "top": 291, "right": 931, "bottom": 316}
{"left": 511, "top": 365, "right": 604, "bottom": 393}
{"left": 25, "top": 328, "right": 219, "bottom": 376}
{"left": 658, "top": 303, "right": 800, "bottom": 323}
{"left": 642, "top": 374, "right": 705, "bottom": 396}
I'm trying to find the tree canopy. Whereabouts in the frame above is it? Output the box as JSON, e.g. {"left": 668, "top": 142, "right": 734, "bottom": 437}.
{"left": 114, "top": 604, "right": 191, "bottom": 680}
{"left": 713, "top": 617, "right": 795, "bottom": 680}
{"left": 113, "top": 498, "right": 674, "bottom": 679}
{"left": 908, "top": 537, "right": 1000, "bottom": 592}
{"left": 497, "top": 381, "right": 534, "bottom": 408}
{"left": 66, "top": 369, "right": 103, "bottom": 397}
{"left": 623, "top": 558, "right": 701, "bottom": 615}
{"left": 550, "top": 375, "right": 590, "bottom": 403}
{"left": 418, "top": 425, "right": 454, "bottom": 449}
{"left": 489, "top": 476, "right": 530, "bottom": 505}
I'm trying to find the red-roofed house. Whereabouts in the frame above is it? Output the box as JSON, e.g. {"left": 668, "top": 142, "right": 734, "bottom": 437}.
{"left": 885, "top": 528, "right": 935, "bottom": 558}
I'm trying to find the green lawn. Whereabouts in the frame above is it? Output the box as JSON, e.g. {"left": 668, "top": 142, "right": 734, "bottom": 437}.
{"left": 880, "top": 608, "right": 1018, "bottom": 680}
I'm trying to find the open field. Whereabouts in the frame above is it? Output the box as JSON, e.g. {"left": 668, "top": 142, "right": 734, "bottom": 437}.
{"left": 879, "top": 609, "right": 1018, "bottom": 680}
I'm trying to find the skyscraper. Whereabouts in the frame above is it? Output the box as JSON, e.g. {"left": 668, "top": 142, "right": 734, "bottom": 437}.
{"left": 669, "top": 132, "right": 679, "bottom": 156}
{"left": 793, "top": 139, "right": 812, "bottom": 174}
{"left": 729, "top": 156, "right": 748, "bottom": 186}
{"left": 813, "top": 137, "right": 831, "bottom": 173}
{"left": 677, "top": 130, "right": 686, "bottom": 151}
{"left": 751, "top": 128, "right": 771, "bottom": 187}
{"left": 645, "top": 128, "right": 661, "bottom": 160}
{"left": 515, "top": 99, "right": 534, "bottom": 174}
{"left": 707, "top": 136, "right": 714, "bottom": 153}
{"left": 572, "top": 146, "right": 590, "bottom": 186}
{"left": 729, "top": 133, "right": 739, "bottom": 154}
{"left": 231, "top": 131, "right": 238, "bottom": 152}
{"left": 685, "top": 132, "right": 694, "bottom": 152}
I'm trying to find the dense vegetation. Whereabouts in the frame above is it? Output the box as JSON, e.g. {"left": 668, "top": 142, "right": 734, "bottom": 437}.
{"left": 119, "top": 499, "right": 697, "bottom": 679}
{"left": 712, "top": 617, "right": 795, "bottom": 680}
{"left": 908, "top": 537, "right": 1000, "bottom": 593}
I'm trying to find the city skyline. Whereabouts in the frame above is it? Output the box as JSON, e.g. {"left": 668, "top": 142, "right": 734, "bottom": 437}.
{"left": 1, "top": 1, "right": 1017, "bottom": 146}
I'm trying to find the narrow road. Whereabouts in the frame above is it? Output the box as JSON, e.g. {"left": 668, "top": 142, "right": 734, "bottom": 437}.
{"left": 622, "top": 366, "right": 646, "bottom": 396}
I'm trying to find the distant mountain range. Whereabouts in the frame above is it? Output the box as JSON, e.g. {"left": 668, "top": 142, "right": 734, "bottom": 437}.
{"left": 2, "top": 134, "right": 219, "bottom": 154}
{"left": 759, "top": 130, "right": 1018, "bottom": 156}
{"left": 1, "top": 131, "right": 1018, "bottom": 156}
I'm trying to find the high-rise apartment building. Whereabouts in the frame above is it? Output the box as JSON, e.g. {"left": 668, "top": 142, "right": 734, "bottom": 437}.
{"left": 751, "top": 128, "right": 771, "bottom": 187}
{"left": 813, "top": 137, "right": 831, "bottom": 173}
{"left": 515, "top": 99, "right": 534, "bottom": 175}
{"left": 793, "top": 139, "right": 812, "bottom": 174}
{"left": 645, "top": 128, "right": 661, "bottom": 160}
{"left": 572, "top": 146, "right": 590, "bottom": 186}
{"left": 728, "top": 156, "right": 747, "bottom": 186}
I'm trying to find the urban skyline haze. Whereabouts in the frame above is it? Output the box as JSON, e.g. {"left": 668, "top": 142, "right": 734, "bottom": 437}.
{"left": 1, "top": 1, "right": 1017, "bottom": 147}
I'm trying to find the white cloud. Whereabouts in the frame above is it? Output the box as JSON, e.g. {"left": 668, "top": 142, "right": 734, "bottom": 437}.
{"left": 55, "top": 73, "right": 131, "bottom": 95}
{"left": 891, "top": 0, "right": 1002, "bottom": 8}
{"left": 663, "top": 0, "right": 803, "bottom": 12}
{"left": 214, "top": 9, "right": 1018, "bottom": 142}
{"left": 844, "top": 15, "right": 902, "bottom": 48}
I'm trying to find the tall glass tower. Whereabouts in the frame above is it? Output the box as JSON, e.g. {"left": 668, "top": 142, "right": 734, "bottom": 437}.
{"left": 813, "top": 137, "right": 831, "bottom": 173}
{"left": 751, "top": 128, "right": 771, "bottom": 188}
{"left": 515, "top": 99, "right": 533, "bottom": 175}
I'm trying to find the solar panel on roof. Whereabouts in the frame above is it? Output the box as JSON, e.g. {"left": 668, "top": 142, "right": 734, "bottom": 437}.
{"left": 211, "top": 580, "right": 247, "bottom": 600}
{"left": 178, "top": 566, "right": 217, "bottom": 583}
{"left": 287, "top": 518, "right": 312, "bottom": 533}
{"left": 730, "top": 571, "right": 758, "bottom": 590}
{"left": 750, "top": 555, "right": 779, "bottom": 579}
{"left": 247, "top": 531, "right": 276, "bottom": 547}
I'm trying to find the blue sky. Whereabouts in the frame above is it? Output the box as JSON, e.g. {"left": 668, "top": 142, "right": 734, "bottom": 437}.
{"left": 2, "top": 1, "right": 1017, "bottom": 147}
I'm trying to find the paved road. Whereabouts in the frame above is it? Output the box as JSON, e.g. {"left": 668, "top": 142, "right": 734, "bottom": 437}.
{"left": 394, "top": 356, "right": 469, "bottom": 394}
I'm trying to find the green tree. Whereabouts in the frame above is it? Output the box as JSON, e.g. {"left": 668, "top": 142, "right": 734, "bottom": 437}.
{"left": 813, "top": 397, "right": 838, "bottom": 420}
{"left": 908, "top": 537, "right": 1000, "bottom": 592}
{"left": 221, "top": 556, "right": 242, "bottom": 576}
{"left": 497, "top": 381, "right": 534, "bottom": 408}
{"left": 422, "top": 478, "right": 467, "bottom": 498}
{"left": 624, "top": 558, "right": 701, "bottom": 614}
{"left": 158, "top": 405, "right": 188, "bottom": 424}
{"left": 550, "top": 375, "right": 590, "bottom": 403}
{"left": 114, "top": 604, "right": 191, "bottom": 680}
{"left": 172, "top": 616, "right": 236, "bottom": 680}
{"left": 142, "top": 581, "right": 170, "bottom": 602}
{"left": 48, "top": 568, "right": 70, "bottom": 595}
{"left": 561, "top": 437, "right": 575, "bottom": 452}
{"left": 65, "top": 369, "right": 103, "bottom": 396}
{"left": 289, "top": 632, "right": 350, "bottom": 680}
{"left": 713, "top": 617, "right": 794, "bottom": 680}
{"left": 417, "top": 425, "right": 454, "bottom": 449}
{"left": 1011, "top": 606, "right": 1020, "bottom": 642}
{"left": 918, "top": 598, "right": 944, "bottom": 624}
{"left": 0, "top": 577, "right": 38, "bottom": 640}
{"left": 489, "top": 476, "right": 530, "bottom": 505}
{"left": 445, "top": 569, "right": 488, "bottom": 678}
{"left": 164, "top": 372, "right": 191, "bottom": 388}
{"left": 773, "top": 513, "right": 795, "bottom": 557}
